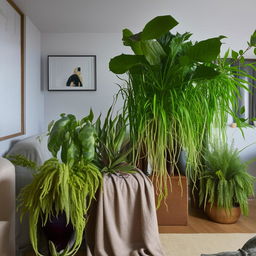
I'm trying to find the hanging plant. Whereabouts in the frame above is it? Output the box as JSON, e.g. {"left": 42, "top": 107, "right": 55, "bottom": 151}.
{"left": 8, "top": 111, "right": 102, "bottom": 256}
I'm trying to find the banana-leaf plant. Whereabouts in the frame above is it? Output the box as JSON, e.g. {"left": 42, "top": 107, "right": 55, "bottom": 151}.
{"left": 8, "top": 111, "right": 102, "bottom": 256}
{"left": 109, "top": 15, "right": 256, "bottom": 204}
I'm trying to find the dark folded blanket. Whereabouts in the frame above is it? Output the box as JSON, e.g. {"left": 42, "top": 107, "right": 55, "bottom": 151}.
{"left": 201, "top": 236, "right": 256, "bottom": 256}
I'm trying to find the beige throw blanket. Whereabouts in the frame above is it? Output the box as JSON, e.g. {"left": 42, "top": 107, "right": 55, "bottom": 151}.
{"left": 85, "top": 171, "right": 165, "bottom": 256}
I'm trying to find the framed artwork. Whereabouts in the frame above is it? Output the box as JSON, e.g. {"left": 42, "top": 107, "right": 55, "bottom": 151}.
{"left": 0, "top": 0, "right": 25, "bottom": 141}
{"left": 48, "top": 55, "right": 97, "bottom": 91}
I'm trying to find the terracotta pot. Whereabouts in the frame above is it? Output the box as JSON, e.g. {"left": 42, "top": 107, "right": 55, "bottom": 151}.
{"left": 205, "top": 203, "right": 241, "bottom": 224}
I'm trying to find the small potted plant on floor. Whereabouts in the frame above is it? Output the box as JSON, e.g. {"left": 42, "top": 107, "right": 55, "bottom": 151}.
{"left": 8, "top": 111, "right": 102, "bottom": 256}
{"left": 199, "top": 141, "right": 255, "bottom": 224}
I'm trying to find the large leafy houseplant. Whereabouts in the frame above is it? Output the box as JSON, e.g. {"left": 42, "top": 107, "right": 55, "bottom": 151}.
{"left": 109, "top": 15, "right": 256, "bottom": 204}
{"left": 199, "top": 142, "right": 255, "bottom": 217}
{"left": 9, "top": 112, "right": 102, "bottom": 256}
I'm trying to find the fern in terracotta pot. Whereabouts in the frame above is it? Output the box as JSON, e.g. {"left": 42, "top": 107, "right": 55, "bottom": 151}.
{"left": 199, "top": 141, "right": 255, "bottom": 224}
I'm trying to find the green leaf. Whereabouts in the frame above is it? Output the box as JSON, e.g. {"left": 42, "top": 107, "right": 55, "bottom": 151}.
{"left": 78, "top": 124, "right": 96, "bottom": 162}
{"left": 141, "top": 40, "right": 166, "bottom": 65}
{"left": 193, "top": 65, "right": 220, "bottom": 80}
{"left": 109, "top": 54, "right": 146, "bottom": 74}
{"left": 47, "top": 116, "right": 71, "bottom": 157}
{"left": 141, "top": 15, "right": 179, "bottom": 40}
{"left": 254, "top": 48, "right": 256, "bottom": 55}
{"left": 81, "top": 108, "right": 94, "bottom": 124}
{"left": 231, "top": 50, "right": 239, "bottom": 60}
{"left": 157, "top": 32, "right": 175, "bottom": 53}
{"left": 122, "top": 29, "right": 143, "bottom": 55}
{"left": 47, "top": 120, "right": 55, "bottom": 133}
{"left": 7, "top": 155, "right": 38, "bottom": 170}
{"left": 49, "top": 241, "right": 58, "bottom": 256}
{"left": 250, "top": 30, "right": 256, "bottom": 47}
{"left": 240, "top": 106, "right": 245, "bottom": 115}
{"left": 123, "top": 28, "right": 134, "bottom": 46}
{"left": 187, "top": 36, "right": 225, "bottom": 63}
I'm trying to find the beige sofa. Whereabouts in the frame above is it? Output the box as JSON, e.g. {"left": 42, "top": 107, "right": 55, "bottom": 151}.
{"left": 0, "top": 157, "right": 15, "bottom": 256}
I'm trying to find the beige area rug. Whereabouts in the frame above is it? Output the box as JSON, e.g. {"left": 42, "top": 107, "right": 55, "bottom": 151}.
{"left": 160, "top": 233, "right": 256, "bottom": 256}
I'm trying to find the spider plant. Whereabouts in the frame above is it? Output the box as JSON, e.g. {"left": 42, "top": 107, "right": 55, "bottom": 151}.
{"left": 109, "top": 15, "right": 256, "bottom": 204}
{"left": 8, "top": 111, "right": 102, "bottom": 256}
{"left": 94, "top": 107, "right": 135, "bottom": 174}
{"left": 199, "top": 141, "right": 255, "bottom": 215}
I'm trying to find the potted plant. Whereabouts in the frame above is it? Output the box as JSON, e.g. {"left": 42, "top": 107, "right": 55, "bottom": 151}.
{"left": 109, "top": 15, "right": 256, "bottom": 206}
{"left": 94, "top": 107, "right": 134, "bottom": 174}
{"left": 199, "top": 141, "right": 255, "bottom": 224}
{"left": 8, "top": 111, "right": 102, "bottom": 256}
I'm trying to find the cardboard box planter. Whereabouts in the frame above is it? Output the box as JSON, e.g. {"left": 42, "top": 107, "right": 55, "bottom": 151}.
{"left": 151, "top": 175, "right": 188, "bottom": 226}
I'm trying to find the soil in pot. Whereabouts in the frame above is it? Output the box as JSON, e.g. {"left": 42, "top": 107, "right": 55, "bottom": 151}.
{"left": 205, "top": 203, "right": 241, "bottom": 224}
{"left": 42, "top": 212, "right": 74, "bottom": 252}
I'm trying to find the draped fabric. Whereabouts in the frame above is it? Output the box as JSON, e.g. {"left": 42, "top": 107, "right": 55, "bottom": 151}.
{"left": 85, "top": 171, "right": 165, "bottom": 256}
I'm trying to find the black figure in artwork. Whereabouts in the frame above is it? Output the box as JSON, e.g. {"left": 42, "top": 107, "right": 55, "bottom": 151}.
{"left": 66, "top": 67, "right": 83, "bottom": 87}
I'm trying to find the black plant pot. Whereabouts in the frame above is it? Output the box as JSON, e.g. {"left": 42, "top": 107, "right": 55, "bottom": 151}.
{"left": 42, "top": 212, "right": 74, "bottom": 253}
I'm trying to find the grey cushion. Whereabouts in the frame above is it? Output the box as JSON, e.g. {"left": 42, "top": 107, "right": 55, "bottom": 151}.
{"left": 8, "top": 134, "right": 51, "bottom": 256}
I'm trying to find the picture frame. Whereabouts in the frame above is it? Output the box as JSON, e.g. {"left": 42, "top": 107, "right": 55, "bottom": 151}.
{"left": 0, "top": 0, "right": 25, "bottom": 141}
{"left": 48, "top": 55, "right": 97, "bottom": 91}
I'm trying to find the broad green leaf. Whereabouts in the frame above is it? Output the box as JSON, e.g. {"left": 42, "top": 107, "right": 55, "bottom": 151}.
{"left": 122, "top": 29, "right": 143, "bottom": 55}
{"left": 122, "top": 28, "right": 133, "bottom": 46}
{"left": 78, "top": 124, "right": 96, "bottom": 162}
{"left": 193, "top": 65, "right": 220, "bottom": 80}
{"left": 47, "top": 116, "right": 71, "bottom": 157}
{"left": 109, "top": 54, "right": 146, "bottom": 74}
{"left": 141, "top": 40, "right": 166, "bottom": 65}
{"left": 141, "top": 15, "right": 179, "bottom": 40}
{"left": 187, "top": 36, "right": 225, "bottom": 63}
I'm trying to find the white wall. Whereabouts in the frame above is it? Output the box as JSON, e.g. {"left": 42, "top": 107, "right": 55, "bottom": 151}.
{"left": 0, "top": 17, "right": 44, "bottom": 156}
{"left": 42, "top": 33, "right": 126, "bottom": 126}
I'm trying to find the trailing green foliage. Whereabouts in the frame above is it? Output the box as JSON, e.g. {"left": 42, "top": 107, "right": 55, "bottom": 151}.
{"left": 9, "top": 112, "right": 102, "bottom": 256}
{"left": 7, "top": 154, "right": 39, "bottom": 171}
{"left": 94, "top": 107, "right": 135, "bottom": 174}
{"left": 109, "top": 15, "right": 256, "bottom": 205}
{"left": 199, "top": 142, "right": 255, "bottom": 215}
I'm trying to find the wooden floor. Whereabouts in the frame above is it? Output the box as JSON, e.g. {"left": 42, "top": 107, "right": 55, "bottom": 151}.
{"left": 159, "top": 199, "right": 256, "bottom": 233}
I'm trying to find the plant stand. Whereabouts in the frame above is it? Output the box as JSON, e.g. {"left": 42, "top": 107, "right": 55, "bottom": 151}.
{"left": 151, "top": 176, "right": 188, "bottom": 226}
